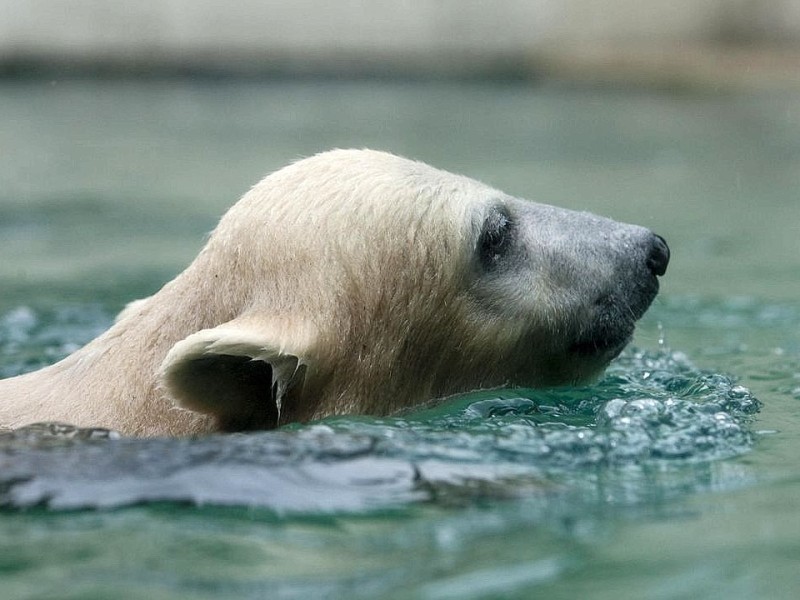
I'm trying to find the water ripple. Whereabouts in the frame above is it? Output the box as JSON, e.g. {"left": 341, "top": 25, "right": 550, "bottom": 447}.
{"left": 0, "top": 305, "right": 762, "bottom": 513}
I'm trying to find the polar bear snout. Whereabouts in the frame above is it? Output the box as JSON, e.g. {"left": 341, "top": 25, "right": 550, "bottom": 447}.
{"left": 646, "top": 234, "right": 670, "bottom": 277}
{"left": 566, "top": 230, "right": 669, "bottom": 364}
{"left": 626, "top": 230, "right": 670, "bottom": 319}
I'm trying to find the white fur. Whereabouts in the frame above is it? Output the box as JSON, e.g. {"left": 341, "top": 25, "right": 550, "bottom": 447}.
{"left": 0, "top": 149, "right": 663, "bottom": 436}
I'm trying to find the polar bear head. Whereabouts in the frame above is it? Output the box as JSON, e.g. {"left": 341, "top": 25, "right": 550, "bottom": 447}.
{"left": 160, "top": 149, "right": 669, "bottom": 431}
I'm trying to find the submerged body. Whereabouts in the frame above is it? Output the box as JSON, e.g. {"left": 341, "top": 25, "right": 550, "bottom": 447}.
{"left": 0, "top": 149, "right": 669, "bottom": 436}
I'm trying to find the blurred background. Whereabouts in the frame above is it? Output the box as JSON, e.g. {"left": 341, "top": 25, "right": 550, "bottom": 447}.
{"left": 0, "top": 0, "right": 799, "bottom": 85}
{"left": 2, "top": 4, "right": 800, "bottom": 598}
{"left": 1, "top": 0, "right": 800, "bottom": 86}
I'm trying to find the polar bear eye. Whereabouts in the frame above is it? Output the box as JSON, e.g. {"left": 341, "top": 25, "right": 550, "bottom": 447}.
{"left": 478, "top": 208, "right": 514, "bottom": 268}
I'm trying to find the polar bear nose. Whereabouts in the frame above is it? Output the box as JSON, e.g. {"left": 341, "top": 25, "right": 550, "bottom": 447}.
{"left": 646, "top": 234, "right": 670, "bottom": 277}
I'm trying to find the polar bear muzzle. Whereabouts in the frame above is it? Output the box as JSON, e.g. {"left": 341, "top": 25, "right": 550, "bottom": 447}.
{"left": 466, "top": 196, "right": 670, "bottom": 387}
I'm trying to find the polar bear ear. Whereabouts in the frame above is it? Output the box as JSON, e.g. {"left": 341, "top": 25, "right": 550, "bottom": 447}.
{"left": 159, "top": 318, "right": 313, "bottom": 431}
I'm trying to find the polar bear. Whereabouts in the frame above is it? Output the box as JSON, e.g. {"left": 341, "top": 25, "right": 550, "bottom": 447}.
{"left": 0, "top": 149, "right": 669, "bottom": 437}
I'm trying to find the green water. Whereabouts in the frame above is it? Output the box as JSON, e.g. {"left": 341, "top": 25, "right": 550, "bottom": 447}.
{"left": 1, "top": 81, "right": 800, "bottom": 598}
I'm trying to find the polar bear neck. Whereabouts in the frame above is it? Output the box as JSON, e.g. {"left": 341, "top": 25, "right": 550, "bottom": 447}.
{"left": 0, "top": 255, "right": 241, "bottom": 436}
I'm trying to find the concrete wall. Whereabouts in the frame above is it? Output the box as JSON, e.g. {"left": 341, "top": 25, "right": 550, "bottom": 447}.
{"left": 1, "top": 0, "right": 799, "bottom": 84}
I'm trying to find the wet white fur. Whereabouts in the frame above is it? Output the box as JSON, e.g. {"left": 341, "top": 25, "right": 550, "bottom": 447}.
{"left": 0, "top": 150, "right": 655, "bottom": 436}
